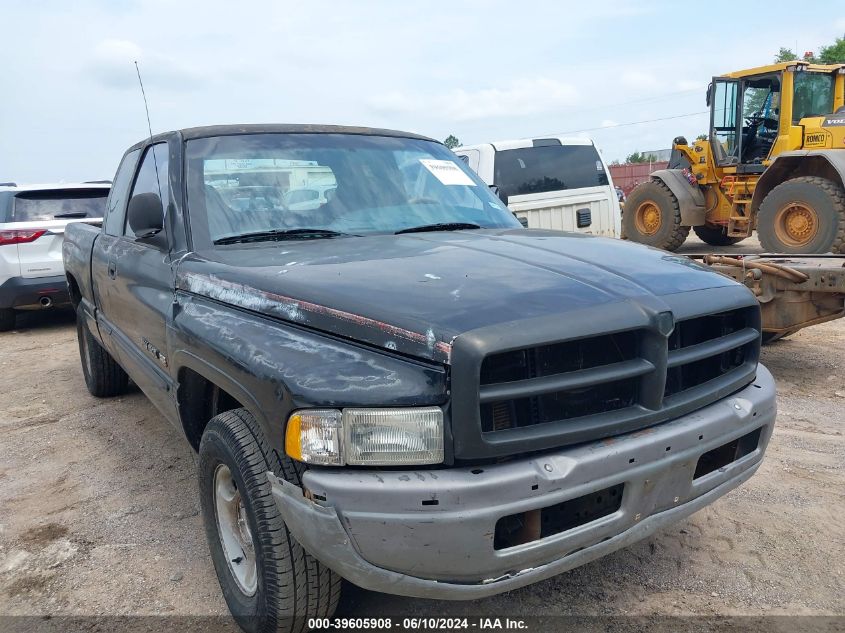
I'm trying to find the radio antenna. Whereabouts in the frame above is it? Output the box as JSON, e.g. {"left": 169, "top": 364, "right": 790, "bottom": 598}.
{"left": 134, "top": 61, "right": 164, "bottom": 204}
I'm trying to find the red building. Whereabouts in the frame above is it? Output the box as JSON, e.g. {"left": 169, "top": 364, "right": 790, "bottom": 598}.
{"left": 609, "top": 161, "right": 669, "bottom": 196}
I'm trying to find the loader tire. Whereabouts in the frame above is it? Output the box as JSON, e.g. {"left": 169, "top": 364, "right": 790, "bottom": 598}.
{"left": 199, "top": 408, "right": 341, "bottom": 633}
{"left": 757, "top": 177, "right": 845, "bottom": 254}
{"left": 76, "top": 305, "right": 128, "bottom": 397}
{"left": 692, "top": 224, "right": 745, "bottom": 246}
{"left": 622, "top": 180, "right": 690, "bottom": 251}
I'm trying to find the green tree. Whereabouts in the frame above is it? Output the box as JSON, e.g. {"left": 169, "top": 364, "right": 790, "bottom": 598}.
{"left": 774, "top": 47, "right": 798, "bottom": 62}
{"left": 819, "top": 34, "right": 845, "bottom": 63}
{"left": 625, "top": 151, "right": 657, "bottom": 164}
{"left": 443, "top": 135, "right": 462, "bottom": 149}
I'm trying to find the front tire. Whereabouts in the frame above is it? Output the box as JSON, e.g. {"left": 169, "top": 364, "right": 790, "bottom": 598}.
{"left": 75, "top": 305, "right": 128, "bottom": 397}
{"left": 0, "top": 308, "right": 15, "bottom": 332}
{"left": 622, "top": 180, "right": 690, "bottom": 251}
{"left": 199, "top": 409, "right": 340, "bottom": 633}
{"left": 692, "top": 224, "right": 745, "bottom": 246}
{"left": 757, "top": 177, "right": 845, "bottom": 254}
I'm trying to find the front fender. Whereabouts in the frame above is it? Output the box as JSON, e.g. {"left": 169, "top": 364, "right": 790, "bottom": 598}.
{"left": 650, "top": 169, "right": 706, "bottom": 226}
{"left": 169, "top": 293, "right": 448, "bottom": 453}
{"left": 751, "top": 151, "right": 845, "bottom": 210}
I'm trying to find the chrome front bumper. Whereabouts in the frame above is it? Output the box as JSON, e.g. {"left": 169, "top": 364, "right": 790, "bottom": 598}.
{"left": 269, "top": 364, "right": 776, "bottom": 600}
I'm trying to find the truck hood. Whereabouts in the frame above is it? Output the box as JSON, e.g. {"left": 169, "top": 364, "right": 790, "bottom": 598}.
{"left": 178, "top": 229, "right": 739, "bottom": 363}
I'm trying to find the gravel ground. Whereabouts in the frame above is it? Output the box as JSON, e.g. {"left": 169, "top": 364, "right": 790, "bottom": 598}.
{"left": 0, "top": 236, "right": 843, "bottom": 626}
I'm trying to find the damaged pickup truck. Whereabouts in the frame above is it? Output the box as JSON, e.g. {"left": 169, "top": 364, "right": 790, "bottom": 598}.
{"left": 63, "top": 125, "right": 776, "bottom": 632}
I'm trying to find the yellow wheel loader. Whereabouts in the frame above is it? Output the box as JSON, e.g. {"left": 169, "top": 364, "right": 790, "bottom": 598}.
{"left": 624, "top": 61, "right": 845, "bottom": 253}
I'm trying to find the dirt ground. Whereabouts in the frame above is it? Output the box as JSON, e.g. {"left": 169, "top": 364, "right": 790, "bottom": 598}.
{"left": 1, "top": 236, "right": 843, "bottom": 625}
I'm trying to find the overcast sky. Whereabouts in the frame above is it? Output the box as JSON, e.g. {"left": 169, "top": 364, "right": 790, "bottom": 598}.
{"left": 2, "top": 0, "right": 844, "bottom": 183}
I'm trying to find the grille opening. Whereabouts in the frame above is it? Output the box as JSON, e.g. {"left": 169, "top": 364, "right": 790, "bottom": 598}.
{"left": 494, "top": 483, "right": 624, "bottom": 550}
{"left": 481, "top": 377, "right": 639, "bottom": 432}
{"left": 694, "top": 427, "right": 762, "bottom": 479}
{"left": 665, "top": 346, "right": 748, "bottom": 397}
{"left": 481, "top": 331, "right": 639, "bottom": 386}
{"left": 668, "top": 309, "right": 749, "bottom": 351}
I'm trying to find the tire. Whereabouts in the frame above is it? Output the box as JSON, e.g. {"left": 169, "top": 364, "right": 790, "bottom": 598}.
{"left": 199, "top": 409, "right": 341, "bottom": 633}
{"left": 692, "top": 224, "right": 745, "bottom": 246}
{"left": 757, "top": 176, "right": 845, "bottom": 254}
{"left": 0, "top": 308, "right": 15, "bottom": 332}
{"left": 622, "top": 180, "right": 690, "bottom": 251}
{"left": 75, "top": 305, "right": 128, "bottom": 397}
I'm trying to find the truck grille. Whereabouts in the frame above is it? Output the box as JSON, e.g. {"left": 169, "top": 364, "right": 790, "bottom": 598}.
{"left": 479, "top": 331, "right": 646, "bottom": 432}
{"left": 664, "top": 309, "right": 753, "bottom": 398}
{"left": 478, "top": 307, "right": 758, "bottom": 435}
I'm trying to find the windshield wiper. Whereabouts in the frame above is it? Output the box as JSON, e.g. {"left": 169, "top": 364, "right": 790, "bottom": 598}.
{"left": 214, "top": 228, "right": 350, "bottom": 245}
{"left": 395, "top": 222, "right": 482, "bottom": 235}
{"left": 53, "top": 212, "right": 89, "bottom": 219}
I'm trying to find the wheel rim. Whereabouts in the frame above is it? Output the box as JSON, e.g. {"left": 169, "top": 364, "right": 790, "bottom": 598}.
{"left": 773, "top": 202, "right": 819, "bottom": 247}
{"left": 634, "top": 201, "right": 662, "bottom": 235}
{"left": 214, "top": 464, "right": 258, "bottom": 596}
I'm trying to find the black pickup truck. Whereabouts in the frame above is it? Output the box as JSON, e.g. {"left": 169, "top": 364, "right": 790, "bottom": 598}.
{"left": 63, "top": 125, "right": 776, "bottom": 632}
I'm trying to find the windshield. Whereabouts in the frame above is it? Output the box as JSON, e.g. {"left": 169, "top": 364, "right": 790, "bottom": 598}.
{"left": 12, "top": 189, "right": 108, "bottom": 221}
{"left": 185, "top": 133, "right": 520, "bottom": 246}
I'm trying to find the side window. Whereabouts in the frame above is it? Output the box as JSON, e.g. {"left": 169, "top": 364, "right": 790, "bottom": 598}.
{"left": 125, "top": 143, "right": 169, "bottom": 239}
{"left": 103, "top": 149, "right": 140, "bottom": 236}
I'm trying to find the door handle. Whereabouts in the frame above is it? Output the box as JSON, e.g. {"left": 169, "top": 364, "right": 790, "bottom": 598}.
{"left": 107, "top": 261, "right": 117, "bottom": 279}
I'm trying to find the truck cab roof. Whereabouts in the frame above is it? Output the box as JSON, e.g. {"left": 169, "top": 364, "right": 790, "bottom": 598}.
{"left": 128, "top": 124, "right": 437, "bottom": 152}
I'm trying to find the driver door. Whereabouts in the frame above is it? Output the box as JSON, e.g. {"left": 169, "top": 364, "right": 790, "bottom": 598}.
{"left": 710, "top": 77, "right": 740, "bottom": 167}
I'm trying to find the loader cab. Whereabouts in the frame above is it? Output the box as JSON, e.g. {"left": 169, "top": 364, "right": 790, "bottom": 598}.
{"left": 708, "top": 73, "right": 781, "bottom": 172}
{"left": 707, "top": 63, "right": 843, "bottom": 172}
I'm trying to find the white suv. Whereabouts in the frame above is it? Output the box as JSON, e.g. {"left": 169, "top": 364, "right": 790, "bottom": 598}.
{"left": 0, "top": 182, "right": 109, "bottom": 331}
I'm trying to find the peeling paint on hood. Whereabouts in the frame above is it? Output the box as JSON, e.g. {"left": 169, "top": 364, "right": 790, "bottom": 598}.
{"left": 177, "top": 229, "right": 738, "bottom": 363}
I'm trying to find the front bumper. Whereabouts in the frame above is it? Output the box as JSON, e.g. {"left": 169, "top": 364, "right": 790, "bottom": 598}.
{"left": 0, "top": 275, "right": 69, "bottom": 310}
{"left": 269, "top": 364, "right": 776, "bottom": 600}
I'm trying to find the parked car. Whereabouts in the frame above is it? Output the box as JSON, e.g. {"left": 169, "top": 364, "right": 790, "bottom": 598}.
{"left": 454, "top": 136, "right": 621, "bottom": 237}
{"left": 0, "top": 182, "right": 109, "bottom": 330}
{"left": 64, "top": 124, "right": 775, "bottom": 632}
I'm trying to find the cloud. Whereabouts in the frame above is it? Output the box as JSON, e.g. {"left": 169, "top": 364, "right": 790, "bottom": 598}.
{"left": 85, "top": 38, "right": 205, "bottom": 91}
{"left": 676, "top": 79, "right": 703, "bottom": 91}
{"left": 620, "top": 70, "right": 659, "bottom": 89}
{"left": 369, "top": 77, "right": 579, "bottom": 122}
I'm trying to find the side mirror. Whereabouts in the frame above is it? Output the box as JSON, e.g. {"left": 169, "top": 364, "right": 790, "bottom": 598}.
{"left": 489, "top": 184, "right": 508, "bottom": 206}
{"left": 705, "top": 82, "right": 712, "bottom": 107}
{"left": 127, "top": 193, "right": 164, "bottom": 241}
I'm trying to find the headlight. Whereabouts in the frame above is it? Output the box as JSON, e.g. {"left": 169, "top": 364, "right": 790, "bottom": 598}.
{"left": 285, "top": 407, "right": 443, "bottom": 466}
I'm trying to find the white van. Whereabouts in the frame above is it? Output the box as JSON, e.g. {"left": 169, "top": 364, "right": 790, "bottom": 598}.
{"left": 454, "top": 137, "right": 620, "bottom": 237}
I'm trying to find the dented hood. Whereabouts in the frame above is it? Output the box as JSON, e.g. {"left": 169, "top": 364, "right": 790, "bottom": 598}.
{"left": 178, "top": 229, "right": 739, "bottom": 363}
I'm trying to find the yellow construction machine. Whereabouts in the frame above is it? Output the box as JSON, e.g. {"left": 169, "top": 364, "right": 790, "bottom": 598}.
{"left": 624, "top": 61, "right": 845, "bottom": 253}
